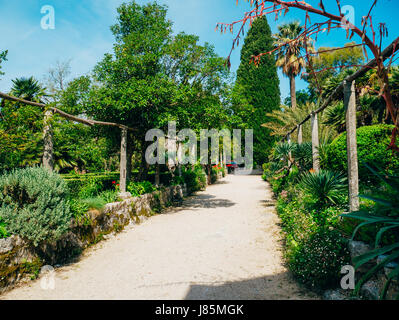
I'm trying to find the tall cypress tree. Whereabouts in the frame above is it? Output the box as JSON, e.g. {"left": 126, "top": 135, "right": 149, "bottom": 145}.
{"left": 234, "top": 16, "right": 280, "bottom": 166}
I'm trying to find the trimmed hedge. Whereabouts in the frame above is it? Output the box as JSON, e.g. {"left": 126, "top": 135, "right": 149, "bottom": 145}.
{"left": 326, "top": 125, "right": 399, "bottom": 183}
{"left": 62, "top": 173, "right": 119, "bottom": 198}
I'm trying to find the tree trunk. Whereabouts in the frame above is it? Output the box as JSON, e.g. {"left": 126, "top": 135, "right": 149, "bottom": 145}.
{"left": 289, "top": 73, "right": 297, "bottom": 110}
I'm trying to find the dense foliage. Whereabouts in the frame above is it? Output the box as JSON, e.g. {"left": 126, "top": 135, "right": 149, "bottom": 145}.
{"left": 0, "top": 49, "right": 7, "bottom": 78}
{"left": 0, "top": 167, "right": 72, "bottom": 246}
{"left": 266, "top": 140, "right": 351, "bottom": 290}
{"left": 128, "top": 181, "right": 157, "bottom": 197}
{"left": 299, "top": 170, "right": 347, "bottom": 209}
{"left": 288, "top": 229, "right": 350, "bottom": 290}
{"left": 326, "top": 125, "right": 399, "bottom": 183}
{"left": 181, "top": 165, "right": 207, "bottom": 192}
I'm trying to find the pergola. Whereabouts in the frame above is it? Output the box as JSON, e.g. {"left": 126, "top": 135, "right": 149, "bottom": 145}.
{"left": 0, "top": 91, "right": 136, "bottom": 193}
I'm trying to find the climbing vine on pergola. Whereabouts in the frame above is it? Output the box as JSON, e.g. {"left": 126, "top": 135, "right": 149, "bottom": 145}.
{"left": 217, "top": 0, "right": 399, "bottom": 150}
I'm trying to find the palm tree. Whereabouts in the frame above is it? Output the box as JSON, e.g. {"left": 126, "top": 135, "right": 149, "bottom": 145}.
{"left": 10, "top": 76, "right": 51, "bottom": 169}
{"left": 262, "top": 102, "right": 337, "bottom": 143}
{"left": 11, "top": 77, "right": 46, "bottom": 102}
{"left": 274, "top": 21, "right": 313, "bottom": 110}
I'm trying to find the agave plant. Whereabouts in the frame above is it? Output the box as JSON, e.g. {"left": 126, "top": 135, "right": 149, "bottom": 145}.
{"left": 344, "top": 166, "right": 399, "bottom": 299}
{"left": 272, "top": 141, "right": 295, "bottom": 163}
{"left": 299, "top": 170, "right": 347, "bottom": 208}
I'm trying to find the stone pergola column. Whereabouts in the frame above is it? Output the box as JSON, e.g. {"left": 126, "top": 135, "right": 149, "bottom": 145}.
{"left": 344, "top": 80, "right": 360, "bottom": 212}
{"left": 297, "top": 124, "right": 303, "bottom": 145}
{"left": 311, "top": 112, "right": 320, "bottom": 172}
{"left": 119, "top": 127, "right": 128, "bottom": 194}
{"left": 42, "top": 109, "right": 54, "bottom": 171}
{"left": 287, "top": 133, "right": 292, "bottom": 168}
{"left": 155, "top": 164, "right": 160, "bottom": 187}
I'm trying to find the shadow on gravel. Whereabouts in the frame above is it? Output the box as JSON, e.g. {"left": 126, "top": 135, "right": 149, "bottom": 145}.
{"left": 184, "top": 273, "right": 315, "bottom": 300}
{"left": 176, "top": 194, "right": 236, "bottom": 210}
{"left": 259, "top": 199, "right": 276, "bottom": 208}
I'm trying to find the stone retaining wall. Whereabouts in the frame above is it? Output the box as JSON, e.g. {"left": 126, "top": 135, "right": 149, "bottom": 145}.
{"left": 0, "top": 184, "right": 189, "bottom": 294}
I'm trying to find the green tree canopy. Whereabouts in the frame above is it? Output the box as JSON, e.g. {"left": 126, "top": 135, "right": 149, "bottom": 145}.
{"left": 0, "top": 50, "right": 7, "bottom": 79}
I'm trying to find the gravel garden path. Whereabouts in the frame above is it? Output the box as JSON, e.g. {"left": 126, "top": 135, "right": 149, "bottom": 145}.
{"left": 1, "top": 174, "right": 317, "bottom": 300}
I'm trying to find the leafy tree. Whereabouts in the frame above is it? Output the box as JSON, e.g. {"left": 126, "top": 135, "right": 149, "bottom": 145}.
{"left": 0, "top": 99, "right": 43, "bottom": 170}
{"left": 161, "top": 32, "right": 230, "bottom": 131}
{"left": 234, "top": 16, "right": 280, "bottom": 166}
{"left": 86, "top": 1, "right": 231, "bottom": 180}
{"left": 284, "top": 89, "right": 315, "bottom": 107}
{"left": 0, "top": 50, "right": 7, "bottom": 79}
{"left": 0, "top": 77, "right": 45, "bottom": 170}
{"left": 305, "top": 42, "right": 364, "bottom": 96}
{"left": 86, "top": 1, "right": 174, "bottom": 180}
{"left": 52, "top": 76, "right": 113, "bottom": 173}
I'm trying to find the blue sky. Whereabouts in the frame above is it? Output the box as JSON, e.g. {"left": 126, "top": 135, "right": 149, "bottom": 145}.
{"left": 1, "top": 0, "right": 399, "bottom": 101}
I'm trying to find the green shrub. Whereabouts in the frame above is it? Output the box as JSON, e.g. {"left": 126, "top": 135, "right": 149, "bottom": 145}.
{"left": 99, "top": 190, "right": 119, "bottom": 204}
{"left": 211, "top": 167, "right": 218, "bottom": 184}
{"left": 292, "top": 142, "right": 313, "bottom": 172}
{"left": 270, "top": 176, "right": 287, "bottom": 196}
{"left": 325, "top": 125, "right": 399, "bottom": 184}
{"left": 182, "top": 165, "right": 207, "bottom": 192}
{"left": 288, "top": 229, "right": 350, "bottom": 290}
{"left": 77, "top": 177, "right": 104, "bottom": 199}
{"left": 80, "top": 197, "right": 106, "bottom": 210}
{"left": 276, "top": 197, "right": 318, "bottom": 244}
{"left": 0, "top": 167, "right": 72, "bottom": 246}
{"left": 171, "top": 175, "right": 185, "bottom": 186}
{"left": 69, "top": 198, "right": 89, "bottom": 218}
{"left": 127, "top": 181, "right": 156, "bottom": 197}
{"left": 63, "top": 173, "right": 119, "bottom": 198}
{"left": 262, "top": 163, "right": 271, "bottom": 181}
{"left": 310, "top": 206, "right": 343, "bottom": 228}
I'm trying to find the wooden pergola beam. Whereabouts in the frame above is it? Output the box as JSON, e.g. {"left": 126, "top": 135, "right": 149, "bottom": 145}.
{"left": 0, "top": 91, "right": 136, "bottom": 131}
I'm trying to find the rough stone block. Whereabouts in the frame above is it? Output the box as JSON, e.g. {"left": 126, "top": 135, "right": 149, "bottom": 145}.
{"left": 360, "top": 280, "right": 381, "bottom": 300}
{"left": 0, "top": 237, "right": 14, "bottom": 254}
{"left": 348, "top": 240, "right": 372, "bottom": 260}
{"left": 323, "top": 289, "right": 348, "bottom": 300}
